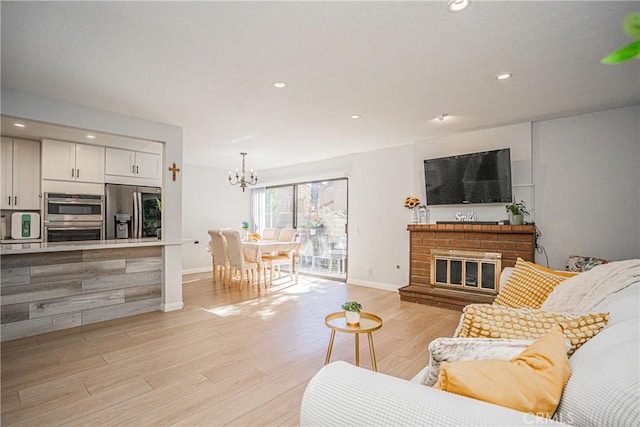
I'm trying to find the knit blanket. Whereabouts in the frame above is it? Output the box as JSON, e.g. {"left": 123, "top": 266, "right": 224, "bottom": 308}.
{"left": 541, "top": 259, "right": 640, "bottom": 314}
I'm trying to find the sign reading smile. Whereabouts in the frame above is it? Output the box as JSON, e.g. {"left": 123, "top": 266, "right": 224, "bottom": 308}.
{"left": 455, "top": 211, "right": 477, "bottom": 222}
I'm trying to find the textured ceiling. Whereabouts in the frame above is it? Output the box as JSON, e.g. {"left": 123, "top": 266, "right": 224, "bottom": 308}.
{"left": 1, "top": 1, "right": 638, "bottom": 170}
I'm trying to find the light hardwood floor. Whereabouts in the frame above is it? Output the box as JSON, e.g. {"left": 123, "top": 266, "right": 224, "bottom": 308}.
{"left": 1, "top": 272, "right": 461, "bottom": 426}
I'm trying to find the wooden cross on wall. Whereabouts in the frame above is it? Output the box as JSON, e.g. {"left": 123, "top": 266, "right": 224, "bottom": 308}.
{"left": 168, "top": 162, "right": 181, "bottom": 181}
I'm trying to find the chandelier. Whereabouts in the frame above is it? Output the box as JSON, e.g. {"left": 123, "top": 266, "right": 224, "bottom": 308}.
{"left": 228, "top": 152, "right": 257, "bottom": 192}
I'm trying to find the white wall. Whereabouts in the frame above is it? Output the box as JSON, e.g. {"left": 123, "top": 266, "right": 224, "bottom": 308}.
{"left": 181, "top": 104, "right": 639, "bottom": 287}
{"left": 532, "top": 105, "right": 640, "bottom": 269}
{"left": 346, "top": 145, "right": 415, "bottom": 290}
{"left": 1, "top": 89, "right": 185, "bottom": 310}
{"left": 181, "top": 164, "right": 249, "bottom": 273}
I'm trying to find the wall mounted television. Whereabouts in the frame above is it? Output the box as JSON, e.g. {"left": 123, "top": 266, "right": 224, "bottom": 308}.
{"left": 424, "top": 148, "right": 513, "bottom": 206}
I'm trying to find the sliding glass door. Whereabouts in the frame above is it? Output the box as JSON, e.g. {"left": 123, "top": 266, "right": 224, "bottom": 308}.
{"left": 255, "top": 178, "right": 347, "bottom": 280}
{"left": 297, "top": 180, "right": 347, "bottom": 279}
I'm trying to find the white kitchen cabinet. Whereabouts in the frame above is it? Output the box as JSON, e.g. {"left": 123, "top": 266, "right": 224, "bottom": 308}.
{"left": 104, "top": 148, "right": 135, "bottom": 177}
{"left": 42, "top": 139, "right": 105, "bottom": 183}
{"left": 135, "top": 151, "right": 161, "bottom": 179}
{"left": 1, "top": 137, "right": 41, "bottom": 210}
{"left": 1, "top": 138, "right": 12, "bottom": 209}
{"left": 105, "top": 148, "right": 161, "bottom": 180}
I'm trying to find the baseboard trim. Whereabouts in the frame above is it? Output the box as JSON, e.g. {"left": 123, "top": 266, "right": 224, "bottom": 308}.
{"left": 346, "top": 279, "right": 399, "bottom": 292}
{"left": 161, "top": 301, "right": 184, "bottom": 312}
{"left": 182, "top": 266, "right": 213, "bottom": 275}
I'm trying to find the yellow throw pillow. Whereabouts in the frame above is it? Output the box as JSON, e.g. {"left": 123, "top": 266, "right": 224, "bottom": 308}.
{"left": 434, "top": 325, "right": 571, "bottom": 417}
{"left": 454, "top": 303, "right": 608, "bottom": 355}
{"left": 494, "top": 258, "right": 577, "bottom": 308}
{"left": 530, "top": 263, "right": 577, "bottom": 278}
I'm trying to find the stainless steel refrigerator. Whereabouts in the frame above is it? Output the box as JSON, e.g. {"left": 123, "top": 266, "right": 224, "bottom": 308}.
{"left": 105, "top": 184, "right": 161, "bottom": 239}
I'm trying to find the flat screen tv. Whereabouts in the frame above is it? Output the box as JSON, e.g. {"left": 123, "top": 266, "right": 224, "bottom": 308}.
{"left": 424, "top": 148, "right": 513, "bottom": 206}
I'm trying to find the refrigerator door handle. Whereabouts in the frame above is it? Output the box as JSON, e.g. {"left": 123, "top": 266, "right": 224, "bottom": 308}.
{"left": 137, "top": 192, "right": 143, "bottom": 238}
{"left": 133, "top": 192, "right": 139, "bottom": 238}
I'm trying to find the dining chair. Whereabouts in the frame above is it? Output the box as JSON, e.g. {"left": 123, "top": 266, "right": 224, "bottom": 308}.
{"left": 262, "top": 228, "right": 279, "bottom": 240}
{"left": 207, "top": 229, "right": 230, "bottom": 286}
{"left": 222, "top": 229, "right": 264, "bottom": 291}
{"left": 277, "top": 228, "right": 297, "bottom": 242}
{"left": 262, "top": 228, "right": 297, "bottom": 283}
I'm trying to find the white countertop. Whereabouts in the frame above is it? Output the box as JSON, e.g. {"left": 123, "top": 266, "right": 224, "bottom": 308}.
{"left": 0, "top": 238, "right": 182, "bottom": 254}
{"left": 0, "top": 238, "right": 42, "bottom": 244}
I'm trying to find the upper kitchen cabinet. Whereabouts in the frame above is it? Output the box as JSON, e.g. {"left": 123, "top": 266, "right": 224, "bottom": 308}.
{"left": 105, "top": 148, "right": 161, "bottom": 185}
{"left": 1, "top": 137, "right": 41, "bottom": 210}
{"left": 42, "top": 139, "right": 105, "bottom": 183}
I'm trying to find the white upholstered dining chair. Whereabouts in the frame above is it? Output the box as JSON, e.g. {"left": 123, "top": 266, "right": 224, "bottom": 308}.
{"left": 222, "top": 229, "right": 264, "bottom": 290}
{"left": 207, "top": 229, "right": 229, "bottom": 286}
{"left": 262, "top": 228, "right": 279, "bottom": 240}
{"left": 262, "top": 228, "right": 298, "bottom": 284}
{"left": 277, "top": 228, "right": 297, "bottom": 242}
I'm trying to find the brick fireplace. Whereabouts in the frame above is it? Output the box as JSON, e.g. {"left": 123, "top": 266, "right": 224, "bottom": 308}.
{"left": 399, "top": 223, "right": 536, "bottom": 310}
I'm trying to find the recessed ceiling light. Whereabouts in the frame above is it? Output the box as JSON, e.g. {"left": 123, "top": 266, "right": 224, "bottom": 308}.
{"left": 13, "top": 123, "right": 25, "bottom": 128}
{"left": 495, "top": 72, "right": 513, "bottom": 81}
{"left": 350, "top": 114, "right": 361, "bottom": 119}
{"left": 435, "top": 113, "right": 449, "bottom": 122}
{"left": 86, "top": 135, "right": 96, "bottom": 139}
{"left": 273, "top": 81, "right": 287, "bottom": 88}
{"left": 448, "top": 0, "right": 470, "bottom": 12}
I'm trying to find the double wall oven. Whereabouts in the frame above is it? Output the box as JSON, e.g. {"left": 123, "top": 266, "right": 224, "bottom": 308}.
{"left": 43, "top": 193, "right": 104, "bottom": 243}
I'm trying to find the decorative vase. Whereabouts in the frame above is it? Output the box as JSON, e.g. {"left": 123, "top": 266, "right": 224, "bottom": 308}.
{"left": 417, "top": 206, "right": 427, "bottom": 224}
{"left": 509, "top": 214, "right": 523, "bottom": 225}
{"left": 345, "top": 311, "right": 360, "bottom": 325}
{"left": 411, "top": 209, "right": 418, "bottom": 224}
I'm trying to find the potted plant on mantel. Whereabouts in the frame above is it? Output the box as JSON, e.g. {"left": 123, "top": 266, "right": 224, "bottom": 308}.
{"left": 505, "top": 200, "right": 529, "bottom": 225}
{"left": 341, "top": 301, "right": 362, "bottom": 325}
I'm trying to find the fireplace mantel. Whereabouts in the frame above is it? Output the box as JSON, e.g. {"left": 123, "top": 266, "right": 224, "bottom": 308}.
{"left": 400, "top": 223, "right": 537, "bottom": 310}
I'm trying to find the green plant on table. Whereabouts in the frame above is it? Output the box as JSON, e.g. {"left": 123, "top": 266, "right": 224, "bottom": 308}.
{"left": 341, "top": 301, "right": 362, "bottom": 313}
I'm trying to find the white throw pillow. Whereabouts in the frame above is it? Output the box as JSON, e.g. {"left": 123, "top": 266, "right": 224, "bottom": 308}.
{"left": 420, "top": 337, "right": 535, "bottom": 387}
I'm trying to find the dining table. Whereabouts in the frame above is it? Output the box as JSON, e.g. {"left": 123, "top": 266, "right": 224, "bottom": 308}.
{"left": 241, "top": 240, "right": 302, "bottom": 283}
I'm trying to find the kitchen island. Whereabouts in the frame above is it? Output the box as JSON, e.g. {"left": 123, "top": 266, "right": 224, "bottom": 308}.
{"left": 0, "top": 238, "right": 182, "bottom": 341}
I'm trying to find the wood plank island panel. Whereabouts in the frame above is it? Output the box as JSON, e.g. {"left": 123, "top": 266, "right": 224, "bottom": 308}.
{"left": 401, "top": 223, "right": 537, "bottom": 309}
{"left": 0, "top": 247, "right": 162, "bottom": 342}
{"left": 0, "top": 250, "right": 83, "bottom": 269}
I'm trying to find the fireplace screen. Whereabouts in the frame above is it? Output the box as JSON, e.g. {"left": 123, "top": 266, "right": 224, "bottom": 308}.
{"left": 431, "top": 250, "right": 502, "bottom": 294}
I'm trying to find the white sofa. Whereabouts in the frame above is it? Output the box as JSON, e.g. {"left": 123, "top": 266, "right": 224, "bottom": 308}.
{"left": 300, "top": 266, "right": 639, "bottom": 427}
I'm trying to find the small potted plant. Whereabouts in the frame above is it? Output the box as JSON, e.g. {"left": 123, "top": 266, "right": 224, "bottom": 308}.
{"left": 505, "top": 200, "right": 529, "bottom": 225}
{"left": 341, "top": 301, "right": 362, "bottom": 325}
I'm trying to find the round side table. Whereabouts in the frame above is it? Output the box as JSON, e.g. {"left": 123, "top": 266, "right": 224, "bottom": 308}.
{"left": 324, "top": 311, "right": 383, "bottom": 371}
